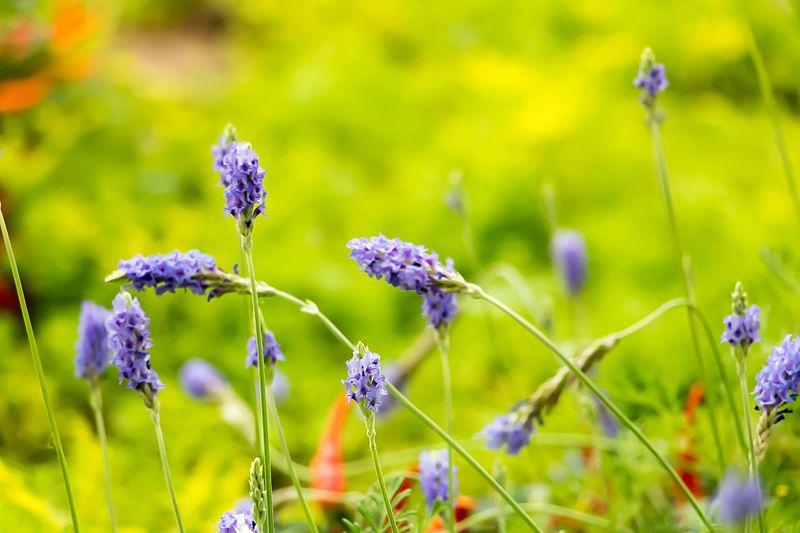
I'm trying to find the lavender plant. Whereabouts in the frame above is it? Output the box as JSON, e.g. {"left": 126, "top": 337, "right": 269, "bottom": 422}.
{"left": 634, "top": 47, "right": 731, "bottom": 473}
{"left": 75, "top": 301, "right": 117, "bottom": 531}
{"left": 343, "top": 342, "right": 400, "bottom": 533}
{"left": 106, "top": 291, "right": 183, "bottom": 532}
{"left": 712, "top": 470, "right": 764, "bottom": 526}
{"left": 0, "top": 205, "right": 80, "bottom": 532}
{"left": 419, "top": 450, "right": 456, "bottom": 510}
{"left": 550, "top": 229, "right": 587, "bottom": 296}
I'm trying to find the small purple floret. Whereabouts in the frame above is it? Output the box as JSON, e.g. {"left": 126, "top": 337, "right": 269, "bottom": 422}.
{"left": 714, "top": 471, "right": 763, "bottom": 525}
{"left": 753, "top": 334, "right": 800, "bottom": 410}
{"left": 551, "top": 230, "right": 587, "bottom": 295}
{"left": 346, "top": 235, "right": 458, "bottom": 330}
{"left": 74, "top": 301, "right": 112, "bottom": 379}
{"left": 180, "top": 359, "right": 227, "bottom": 400}
{"left": 419, "top": 450, "right": 455, "bottom": 507}
{"left": 245, "top": 332, "right": 285, "bottom": 368}
{"left": 106, "top": 293, "right": 163, "bottom": 398}
{"left": 721, "top": 305, "right": 761, "bottom": 348}
{"left": 481, "top": 415, "right": 533, "bottom": 455}
{"left": 342, "top": 345, "right": 388, "bottom": 412}
{"left": 118, "top": 250, "right": 218, "bottom": 297}
{"left": 633, "top": 63, "right": 668, "bottom": 97}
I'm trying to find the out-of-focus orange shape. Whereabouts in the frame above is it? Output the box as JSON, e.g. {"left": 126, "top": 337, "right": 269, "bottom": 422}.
{"left": 51, "top": 0, "right": 100, "bottom": 53}
{"left": 425, "top": 495, "right": 476, "bottom": 532}
{"left": 675, "top": 382, "right": 705, "bottom": 500}
{"left": 311, "top": 395, "right": 352, "bottom": 510}
{"left": 0, "top": 73, "right": 51, "bottom": 113}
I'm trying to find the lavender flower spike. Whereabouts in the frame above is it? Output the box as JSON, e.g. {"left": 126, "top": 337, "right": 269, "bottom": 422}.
{"left": 551, "top": 229, "right": 587, "bottom": 295}
{"left": 218, "top": 508, "right": 258, "bottom": 533}
{"left": 753, "top": 334, "right": 800, "bottom": 410}
{"left": 634, "top": 47, "right": 668, "bottom": 109}
{"left": 346, "top": 235, "right": 459, "bottom": 330}
{"left": 481, "top": 414, "right": 533, "bottom": 455}
{"left": 180, "top": 359, "right": 227, "bottom": 400}
{"left": 246, "top": 332, "right": 285, "bottom": 368}
{"left": 713, "top": 470, "right": 763, "bottom": 525}
{"left": 106, "top": 292, "right": 163, "bottom": 406}
{"left": 219, "top": 140, "right": 267, "bottom": 227}
{"left": 419, "top": 450, "right": 456, "bottom": 507}
{"left": 721, "top": 283, "right": 761, "bottom": 349}
{"left": 115, "top": 250, "right": 219, "bottom": 297}
{"left": 342, "top": 342, "right": 388, "bottom": 412}
{"left": 74, "top": 301, "right": 112, "bottom": 379}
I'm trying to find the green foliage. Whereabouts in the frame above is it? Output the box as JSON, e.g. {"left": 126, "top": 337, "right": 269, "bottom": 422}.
{"left": 343, "top": 475, "right": 418, "bottom": 533}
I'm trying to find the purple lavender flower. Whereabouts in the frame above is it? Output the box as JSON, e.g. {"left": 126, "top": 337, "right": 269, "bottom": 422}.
{"left": 180, "top": 359, "right": 226, "bottom": 400}
{"left": 106, "top": 292, "right": 163, "bottom": 401}
{"left": 753, "top": 334, "right": 800, "bottom": 410}
{"left": 346, "top": 235, "right": 459, "bottom": 329}
{"left": 481, "top": 415, "right": 533, "bottom": 455}
{"left": 74, "top": 301, "right": 112, "bottom": 379}
{"left": 212, "top": 124, "right": 237, "bottom": 175}
{"left": 721, "top": 305, "right": 761, "bottom": 348}
{"left": 245, "top": 332, "right": 285, "bottom": 368}
{"left": 117, "top": 250, "right": 219, "bottom": 297}
{"left": 218, "top": 508, "right": 258, "bottom": 533}
{"left": 419, "top": 450, "right": 455, "bottom": 507}
{"left": 634, "top": 48, "right": 668, "bottom": 108}
{"left": 551, "top": 229, "right": 587, "bottom": 295}
{"left": 342, "top": 343, "right": 388, "bottom": 412}
{"left": 219, "top": 142, "right": 267, "bottom": 223}
{"left": 713, "top": 471, "right": 763, "bottom": 524}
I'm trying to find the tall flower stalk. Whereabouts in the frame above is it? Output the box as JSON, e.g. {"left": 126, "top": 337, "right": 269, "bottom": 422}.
{"left": 721, "top": 282, "right": 765, "bottom": 532}
{"left": 106, "top": 292, "right": 184, "bottom": 532}
{"left": 436, "top": 331, "right": 456, "bottom": 533}
{"left": 635, "top": 47, "right": 729, "bottom": 471}
{"left": 75, "top": 300, "right": 117, "bottom": 531}
{"left": 343, "top": 342, "right": 400, "bottom": 533}
{"left": 213, "top": 125, "right": 274, "bottom": 533}
{"left": 0, "top": 206, "right": 80, "bottom": 532}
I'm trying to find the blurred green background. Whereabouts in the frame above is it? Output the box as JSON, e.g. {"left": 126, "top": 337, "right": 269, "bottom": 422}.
{"left": 3, "top": 0, "right": 800, "bottom": 531}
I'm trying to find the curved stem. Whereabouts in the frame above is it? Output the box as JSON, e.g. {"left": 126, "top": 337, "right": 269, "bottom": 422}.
{"left": 89, "top": 381, "right": 118, "bottom": 532}
{"left": 474, "top": 288, "right": 714, "bottom": 531}
{"left": 241, "top": 237, "right": 274, "bottom": 533}
{"left": 364, "top": 411, "right": 400, "bottom": 533}
{"left": 387, "top": 383, "right": 544, "bottom": 532}
{"left": 266, "top": 379, "right": 319, "bottom": 532}
{"left": 150, "top": 409, "right": 184, "bottom": 533}
{"left": 0, "top": 207, "right": 80, "bottom": 532}
{"left": 436, "top": 331, "right": 456, "bottom": 533}
{"left": 736, "top": 357, "right": 766, "bottom": 533}
{"left": 269, "top": 288, "right": 355, "bottom": 350}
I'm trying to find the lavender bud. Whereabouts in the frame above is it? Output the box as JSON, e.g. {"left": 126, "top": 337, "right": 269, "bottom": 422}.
{"left": 219, "top": 141, "right": 267, "bottom": 227}
{"left": 342, "top": 342, "right": 388, "bottom": 413}
{"left": 481, "top": 415, "right": 533, "bottom": 455}
{"left": 245, "top": 332, "right": 285, "bottom": 368}
{"left": 713, "top": 470, "right": 763, "bottom": 525}
{"left": 106, "top": 292, "right": 163, "bottom": 405}
{"left": 633, "top": 47, "right": 668, "bottom": 108}
{"left": 74, "top": 301, "right": 112, "bottom": 379}
{"left": 753, "top": 334, "right": 800, "bottom": 410}
{"left": 346, "top": 235, "right": 459, "bottom": 330}
{"left": 180, "top": 359, "right": 227, "bottom": 400}
{"left": 419, "top": 450, "right": 456, "bottom": 507}
{"left": 116, "top": 250, "right": 219, "bottom": 297}
{"left": 721, "top": 283, "right": 761, "bottom": 349}
{"left": 551, "top": 229, "right": 587, "bottom": 295}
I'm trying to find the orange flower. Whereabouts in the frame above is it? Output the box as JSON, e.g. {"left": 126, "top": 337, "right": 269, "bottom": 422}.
{"left": 311, "top": 395, "right": 352, "bottom": 510}
{"left": 424, "top": 495, "right": 476, "bottom": 532}
{"left": 0, "top": 73, "right": 52, "bottom": 113}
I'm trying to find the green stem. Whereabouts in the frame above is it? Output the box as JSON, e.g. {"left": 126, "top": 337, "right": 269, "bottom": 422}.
{"left": 736, "top": 356, "right": 766, "bottom": 533}
{"left": 89, "top": 380, "right": 118, "bottom": 533}
{"left": 456, "top": 502, "right": 633, "bottom": 533}
{"left": 364, "top": 411, "right": 400, "bottom": 533}
{"left": 0, "top": 206, "right": 80, "bottom": 532}
{"left": 741, "top": 0, "right": 800, "bottom": 229}
{"left": 149, "top": 409, "right": 184, "bottom": 533}
{"left": 473, "top": 288, "right": 714, "bottom": 531}
{"left": 241, "top": 236, "right": 275, "bottom": 533}
{"left": 435, "top": 331, "right": 456, "bottom": 533}
{"left": 649, "top": 118, "right": 726, "bottom": 473}
{"left": 387, "top": 383, "right": 543, "bottom": 532}
{"left": 266, "top": 374, "right": 319, "bottom": 532}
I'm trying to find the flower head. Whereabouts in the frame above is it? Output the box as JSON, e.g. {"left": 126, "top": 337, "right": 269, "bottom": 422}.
{"left": 346, "top": 235, "right": 459, "bottom": 330}
{"left": 753, "top": 334, "right": 800, "bottom": 410}
{"left": 180, "top": 359, "right": 227, "bottom": 400}
{"left": 106, "top": 292, "right": 163, "bottom": 404}
{"left": 218, "top": 508, "right": 258, "bottom": 533}
{"left": 419, "top": 450, "right": 455, "bottom": 507}
{"left": 74, "top": 301, "right": 112, "bottom": 379}
{"left": 551, "top": 229, "right": 587, "bottom": 295}
{"left": 481, "top": 415, "right": 533, "bottom": 455}
{"left": 245, "top": 332, "right": 285, "bottom": 368}
{"left": 634, "top": 48, "right": 668, "bottom": 107}
{"left": 713, "top": 470, "right": 763, "bottom": 525}
{"left": 219, "top": 141, "right": 267, "bottom": 225}
{"left": 721, "top": 305, "right": 761, "bottom": 348}
{"left": 117, "top": 250, "right": 219, "bottom": 297}
{"left": 342, "top": 342, "right": 388, "bottom": 412}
